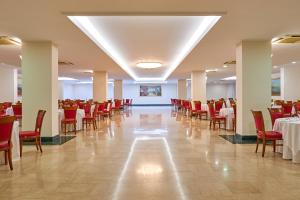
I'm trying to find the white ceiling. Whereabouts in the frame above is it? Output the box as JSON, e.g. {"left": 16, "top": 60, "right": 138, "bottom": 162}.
{"left": 0, "top": 0, "right": 300, "bottom": 83}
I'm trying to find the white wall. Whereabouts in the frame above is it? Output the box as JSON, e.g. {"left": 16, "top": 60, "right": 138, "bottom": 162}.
{"left": 206, "top": 83, "right": 236, "bottom": 100}
{"left": 123, "top": 84, "right": 177, "bottom": 104}
{"left": 0, "top": 65, "right": 18, "bottom": 102}
{"left": 281, "top": 64, "right": 300, "bottom": 101}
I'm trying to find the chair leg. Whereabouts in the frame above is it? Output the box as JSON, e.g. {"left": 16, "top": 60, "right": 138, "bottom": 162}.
{"left": 20, "top": 139, "right": 23, "bottom": 157}
{"left": 8, "top": 148, "right": 13, "bottom": 170}
{"left": 4, "top": 151, "right": 7, "bottom": 165}
{"left": 273, "top": 140, "right": 276, "bottom": 152}
{"left": 262, "top": 138, "right": 266, "bottom": 157}
{"left": 255, "top": 138, "right": 259, "bottom": 153}
{"left": 35, "top": 138, "right": 39, "bottom": 151}
{"left": 74, "top": 122, "right": 77, "bottom": 135}
{"left": 38, "top": 137, "right": 43, "bottom": 153}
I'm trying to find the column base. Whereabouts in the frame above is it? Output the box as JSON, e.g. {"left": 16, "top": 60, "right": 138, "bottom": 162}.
{"left": 219, "top": 133, "right": 257, "bottom": 144}
{"left": 22, "top": 135, "right": 75, "bottom": 145}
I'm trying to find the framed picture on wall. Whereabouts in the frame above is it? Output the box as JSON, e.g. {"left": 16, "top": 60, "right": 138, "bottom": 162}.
{"left": 140, "top": 85, "right": 162, "bottom": 96}
{"left": 272, "top": 78, "right": 281, "bottom": 96}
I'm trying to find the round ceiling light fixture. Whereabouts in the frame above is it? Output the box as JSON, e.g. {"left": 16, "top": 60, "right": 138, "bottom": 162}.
{"left": 136, "top": 62, "right": 162, "bottom": 69}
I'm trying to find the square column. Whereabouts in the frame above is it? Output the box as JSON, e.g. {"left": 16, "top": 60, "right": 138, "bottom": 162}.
{"left": 93, "top": 71, "right": 108, "bottom": 102}
{"left": 236, "top": 40, "right": 272, "bottom": 136}
{"left": 177, "top": 79, "right": 187, "bottom": 99}
{"left": 114, "top": 80, "right": 123, "bottom": 100}
{"left": 191, "top": 71, "right": 206, "bottom": 102}
{"left": 0, "top": 64, "right": 18, "bottom": 103}
{"left": 22, "top": 42, "right": 58, "bottom": 137}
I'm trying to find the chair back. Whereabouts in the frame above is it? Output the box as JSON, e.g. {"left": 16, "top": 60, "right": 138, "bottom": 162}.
{"left": 208, "top": 103, "right": 216, "bottom": 117}
{"left": 12, "top": 104, "right": 22, "bottom": 115}
{"left": 294, "top": 102, "right": 300, "bottom": 114}
{"left": 267, "top": 108, "right": 283, "bottom": 127}
{"left": 282, "top": 103, "right": 293, "bottom": 115}
{"left": 233, "top": 104, "right": 237, "bottom": 118}
{"left": 35, "top": 110, "right": 46, "bottom": 135}
{"left": 215, "top": 101, "right": 223, "bottom": 112}
{"left": 98, "top": 103, "right": 105, "bottom": 111}
{"left": 92, "top": 104, "right": 99, "bottom": 118}
{"left": 63, "top": 107, "right": 77, "bottom": 119}
{"left": 251, "top": 110, "right": 265, "bottom": 134}
{"left": 115, "top": 100, "right": 121, "bottom": 109}
{"left": 0, "top": 116, "right": 15, "bottom": 145}
{"left": 194, "top": 101, "right": 201, "bottom": 111}
{"left": 83, "top": 103, "right": 91, "bottom": 115}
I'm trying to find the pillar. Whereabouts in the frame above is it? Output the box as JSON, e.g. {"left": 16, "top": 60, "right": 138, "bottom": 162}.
{"left": 114, "top": 80, "right": 123, "bottom": 100}
{"left": 177, "top": 79, "right": 187, "bottom": 99}
{"left": 281, "top": 64, "right": 300, "bottom": 101}
{"left": 0, "top": 64, "right": 18, "bottom": 103}
{"left": 191, "top": 71, "right": 206, "bottom": 102}
{"left": 93, "top": 71, "right": 108, "bottom": 102}
{"left": 22, "top": 41, "right": 58, "bottom": 137}
{"left": 236, "top": 40, "right": 272, "bottom": 136}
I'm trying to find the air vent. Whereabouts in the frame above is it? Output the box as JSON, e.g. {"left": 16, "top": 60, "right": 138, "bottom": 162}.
{"left": 272, "top": 35, "right": 300, "bottom": 44}
{"left": 0, "top": 36, "right": 21, "bottom": 46}
{"left": 58, "top": 61, "right": 74, "bottom": 66}
{"left": 224, "top": 60, "right": 236, "bottom": 65}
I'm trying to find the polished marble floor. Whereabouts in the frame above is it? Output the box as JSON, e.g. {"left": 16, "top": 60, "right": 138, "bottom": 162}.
{"left": 1, "top": 106, "right": 300, "bottom": 200}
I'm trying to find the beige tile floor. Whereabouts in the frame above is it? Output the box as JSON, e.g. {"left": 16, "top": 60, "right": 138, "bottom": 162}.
{"left": 0, "top": 106, "right": 300, "bottom": 200}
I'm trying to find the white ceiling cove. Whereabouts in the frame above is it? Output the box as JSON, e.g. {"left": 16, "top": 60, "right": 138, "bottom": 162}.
{"left": 68, "top": 16, "right": 220, "bottom": 82}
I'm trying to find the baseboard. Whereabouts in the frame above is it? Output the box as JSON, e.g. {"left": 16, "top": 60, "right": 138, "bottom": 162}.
{"left": 23, "top": 135, "right": 76, "bottom": 145}
{"left": 219, "top": 133, "right": 257, "bottom": 144}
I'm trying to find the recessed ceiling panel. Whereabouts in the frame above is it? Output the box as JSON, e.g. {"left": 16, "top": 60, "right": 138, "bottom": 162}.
{"left": 68, "top": 16, "right": 220, "bottom": 81}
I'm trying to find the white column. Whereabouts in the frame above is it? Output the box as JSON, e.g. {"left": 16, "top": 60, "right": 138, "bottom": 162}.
{"left": 22, "top": 42, "right": 58, "bottom": 137}
{"left": 93, "top": 71, "right": 108, "bottom": 102}
{"left": 281, "top": 64, "right": 300, "bottom": 101}
{"left": 236, "top": 40, "right": 272, "bottom": 136}
{"left": 191, "top": 71, "right": 206, "bottom": 102}
{"left": 58, "top": 80, "right": 64, "bottom": 100}
{"left": 114, "top": 80, "right": 123, "bottom": 100}
{"left": 177, "top": 79, "right": 187, "bottom": 99}
{"left": 0, "top": 64, "right": 18, "bottom": 103}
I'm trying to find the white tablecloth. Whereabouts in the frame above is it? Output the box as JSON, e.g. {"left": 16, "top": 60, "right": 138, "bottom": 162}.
{"left": 58, "top": 109, "right": 85, "bottom": 132}
{"left": 5, "top": 107, "right": 14, "bottom": 116}
{"left": 0, "top": 121, "right": 20, "bottom": 164}
{"left": 219, "top": 107, "right": 234, "bottom": 130}
{"left": 273, "top": 117, "right": 300, "bottom": 163}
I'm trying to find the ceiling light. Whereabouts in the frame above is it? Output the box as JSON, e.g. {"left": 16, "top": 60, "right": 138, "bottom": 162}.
{"left": 76, "top": 81, "right": 92, "bottom": 84}
{"left": 136, "top": 62, "right": 162, "bottom": 69}
{"left": 205, "top": 69, "right": 218, "bottom": 73}
{"left": 273, "top": 65, "right": 279, "bottom": 69}
{"left": 19, "top": 55, "right": 22, "bottom": 60}
{"left": 223, "top": 65, "right": 228, "bottom": 68}
{"left": 222, "top": 76, "right": 236, "bottom": 81}
{"left": 134, "top": 81, "right": 168, "bottom": 84}
{"left": 0, "top": 36, "right": 22, "bottom": 46}
{"left": 84, "top": 70, "right": 94, "bottom": 73}
{"left": 292, "top": 61, "right": 297, "bottom": 64}
{"left": 58, "top": 77, "right": 77, "bottom": 81}
{"left": 69, "top": 16, "right": 221, "bottom": 81}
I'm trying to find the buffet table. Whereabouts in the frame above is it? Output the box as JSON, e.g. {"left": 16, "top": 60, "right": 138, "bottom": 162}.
{"left": 273, "top": 117, "right": 300, "bottom": 163}
{"left": 58, "top": 109, "right": 85, "bottom": 132}
{"left": 0, "top": 121, "right": 20, "bottom": 164}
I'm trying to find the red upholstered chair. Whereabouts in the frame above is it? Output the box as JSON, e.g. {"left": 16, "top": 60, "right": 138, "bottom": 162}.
{"left": 12, "top": 104, "right": 22, "bottom": 121}
{"left": 61, "top": 107, "right": 77, "bottom": 135}
{"left": 251, "top": 110, "right": 283, "bottom": 157}
{"left": 19, "top": 110, "right": 46, "bottom": 157}
{"left": 294, "top": 102, "right": 300, "bottom": 115}
{"left": 194, "top": 101, "right": 208, "bottom": 120}
{"left": 112, "top": 100, "right": 122, "bottom": 113}
{"left": 82, "top": 104, "right": 98, "bottom": 130}
{"left": 214, "top": 101, "right": 223, "bottom": 114}
{"left": 0, "top": 115, "right": 15, "bottom": 170}
{"left": 232, "top": 104, "right": 237, "bottom": 132}
{"left": 267, "top": 108, "right": 284, "bottom": 128}
{"left": 0, "top": 104, "right": 6, "bottom": 116}
{"left": 96, "top": 103, "right": 105, "bottom": 120}
{"left": 99, "top": 102, "right": 112, "bottom": 119}
{"left": 208, "top": 103, "right": 226, "bottom": 130}
{"left": 83, "top": 103, "right": 91, "bottom": 116}
{"left": 281, "top": 103, "right": 293, "bottom": 117}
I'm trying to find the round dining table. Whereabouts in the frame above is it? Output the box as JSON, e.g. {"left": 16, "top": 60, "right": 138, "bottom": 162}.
{"left": 219, "top": 107, "right": 234, "bottom": 130}
{"left": 58, "top": 109, "right": 85, "bottom": 132}
{"left": 273, "top": 117, "right": 300, "bottom": 163}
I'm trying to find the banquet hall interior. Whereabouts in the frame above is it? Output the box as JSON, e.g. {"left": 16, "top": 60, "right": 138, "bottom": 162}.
{"left": 1, "top": 0, "right": 300, "bottom": 199}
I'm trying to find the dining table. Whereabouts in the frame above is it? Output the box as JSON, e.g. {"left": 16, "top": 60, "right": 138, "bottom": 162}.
{"left": 0, "top": 121, "right": 20, "bottom": 164}
{"left": 219, "top": 107, "right": 234, "bottom": 130}
{"left": 58, "top": 109, "right": 85, "bottom": 132}
{"left": 273, "top": 117, "right": 300, "bottom": 163}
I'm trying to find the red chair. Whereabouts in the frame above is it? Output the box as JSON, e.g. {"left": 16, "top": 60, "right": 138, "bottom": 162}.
{"left": 232, "top": 104, "right": 237, "bottom": 132}
{"left": 267, "top": 108, "right": 284, "bottom": 128}
{"left": 251, "top": 110, "right": 283, "bottom": 157}
{"left": 83, "top": 103, "right": 91, "bottom": 116}
{"left": 208, "top": 103, "right": 226, "bottom": 130}
{"left": 12, "top": 104, "right": 22, "bottom": 121}
{"left": 112, "top": 100, "right": 122, "bottom": 113}
{"left": 0, "top": 104, "right": 6, "bottom": 116}
{"left": 281, "top": 103, "right": 293, "bottom": 117}
{"left": 214, "top": 101, "right": 223, "bottom": 114}
{"left": 0, "top": 115, "right": 15, "bottom": 170}
{"left": 82, "top": 104, "right": 98, "bottom": 130}
{"left": 19, "top": 110, "right": 46, "bottom": 157}
{"left": 96, "top": 103, "right": 105, "bottom": 120}
{"left": 61, "top": 107, "right": 77, "bottom": 135}
{"left": 99, "top": 102, "right": 112, "bottom": 119}
{"left": 194, "top": 101, "right": 208, "bottom": 120}
{"left": 294, "top": 102, "right": 300, "bottom": 115}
